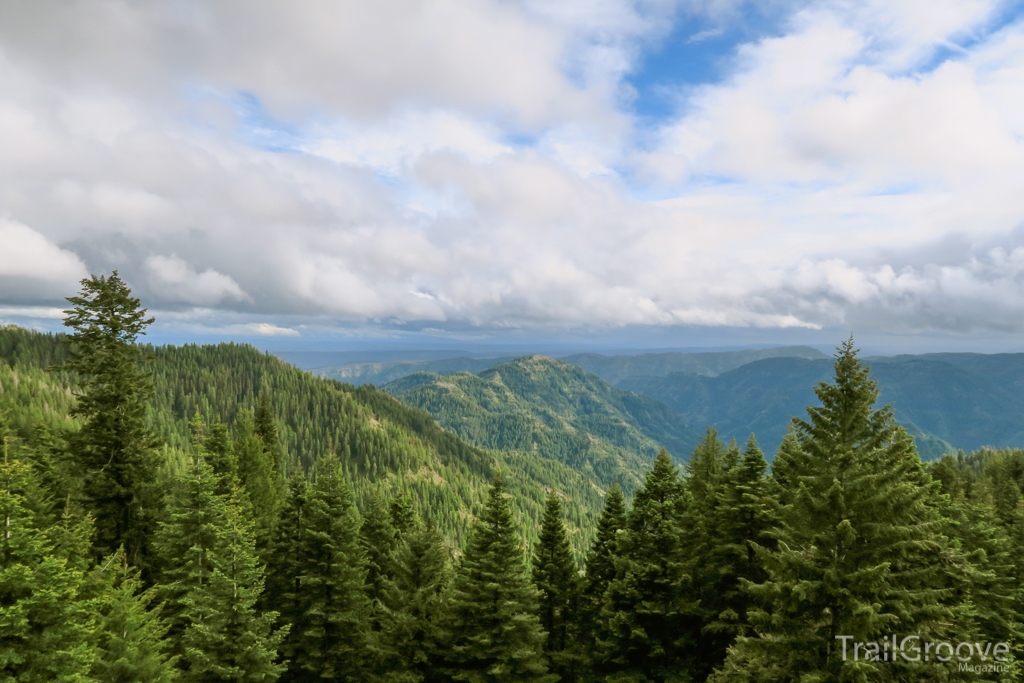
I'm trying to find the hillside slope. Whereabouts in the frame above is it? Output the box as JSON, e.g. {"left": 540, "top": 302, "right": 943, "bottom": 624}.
{"left": 386, "top": 356, "right": 699, "bottom": 494}
{"left": 0, "top": 327, "right": 606, "bottom": 550}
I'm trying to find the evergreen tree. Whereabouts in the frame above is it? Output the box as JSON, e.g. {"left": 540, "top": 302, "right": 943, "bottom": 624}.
{"left": 377, "top": 521, "right": 452, "bottom": 683}
{"left": 262, "top": 473, "right": 308, "bottom": 622}
{"left": 278, "top": 455, "right": 372, "bottom": 683}
{"left": 253, "top": 392, "right": 283, "bottom": 481}
{"left": 714, "top": 339, "right": 961, "bottom": 682}
{"left": 596, "top": 450, "right": 698, "bottom": 682}
{"left": 700, "top": 436, "right": 778, "bottom": 679}
{"left": 532, "top": 490, "right": 582, "bottom": 683}
{"left": 0, "top": 452, "right": 95, "bottom": 682}
{"left": 87, "top": 547, "right": 178, "bottom": 682}
{"left": 154, "top": 454, "right": 285, "bottom": 682}
{"left": 233, "top": 411, "right": 281, "bottom": 549}
{"left": 443, "top": 473, "right": 556, "bottom": 683}
{"left": 362, "top": 493, "right": 399, "bottom": 610}
{"left": 62, "top": 271, "right": 160, "bottom": 571}
{"left": 579, "top": 482, "right": 626, "bottom": 674}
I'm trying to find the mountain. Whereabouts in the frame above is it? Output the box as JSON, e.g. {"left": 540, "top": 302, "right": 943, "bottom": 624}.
{"left": 313, "top": 346, "right": 827, "bottom": 387}
{"left": 385, "top": 356, "right": 700, "bottom": 494}
{"left": 619, "top": 354, "right": 1024, "bottom": 460}
{"left": 317, "top": 356, "right": 517, "bottom": 386}
{"left": 0, "top": 327, "right": 606, "bottom": 551}
{"left": 560, "top": 346, "right": 828, "bottom": 384}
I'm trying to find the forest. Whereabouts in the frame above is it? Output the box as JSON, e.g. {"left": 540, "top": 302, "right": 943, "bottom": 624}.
{"left": 1, "top": 272, "right": 1022, "bottom": 682}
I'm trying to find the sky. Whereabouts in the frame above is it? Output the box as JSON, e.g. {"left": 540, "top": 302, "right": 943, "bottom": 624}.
{"left": 3, "top": 0, "right": 1024, "bottom": 355}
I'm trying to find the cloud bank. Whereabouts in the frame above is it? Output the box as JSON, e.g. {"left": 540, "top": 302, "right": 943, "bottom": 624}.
{"left": 1, "top": 0, "right": 1023, "bottom": 341}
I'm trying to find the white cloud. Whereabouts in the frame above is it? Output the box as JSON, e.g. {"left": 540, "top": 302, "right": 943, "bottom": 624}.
{"left": 145, "top": 255, "right": 249, "bottom": 306}
{"left": 0, "top": 0, "right": 1024, "bottom": 344}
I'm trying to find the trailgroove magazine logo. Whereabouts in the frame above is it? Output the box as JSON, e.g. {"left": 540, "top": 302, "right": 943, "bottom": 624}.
{"left": 836, "top": 635, "right": 1011, "bottom": 674}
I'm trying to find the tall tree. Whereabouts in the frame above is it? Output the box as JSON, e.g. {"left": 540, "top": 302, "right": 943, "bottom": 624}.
{"left": 62, "top": 271, "right": 160, "bottom": 571}
{"left": 699, "top": 436, "right": 778, "bottom": 679}
{"left": 443, "top": 473, "right": 556, "bottom": 683}
{"left": 532, "top": 490, "right": 582, "bottom": 683}
{"left": 361, "top": 493, "right": 399, "bottom": 612}
{"left": 277, "top": 455, "right": 372, "bottom": 683}
{"left": 86, "top": 548, "right": 178, "bottom": 683}
{"left": 579, "top": 482, "right": 626, "bottom": 676}
{"left": 377, "top": 521, "right": 452, "bottom": 683}
{"left": 596, "top": 450, "right": 698, "bottom": 682}
{"left": 154, "top": 454, "right": 285, "bottom": 682}
{"left": 714, "top": 339, "right": 963, "bottom": 682}
{"left": 0, "top": 452, "right": 96, "bottom": 682}
{"left": 233, "top": 411, "right": 281, "bottom": 549}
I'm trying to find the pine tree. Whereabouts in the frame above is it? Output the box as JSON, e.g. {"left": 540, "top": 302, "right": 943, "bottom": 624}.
{"left": 714, "top": 339, "right": 961, "bottom": 682}
{"left": 596, "top": 450, "right": 698, "bottom": 682}
{"left": 443, "top": 473, "right": 556, "bottom": 683}
{"left": 278, "top": 455, "right": 372, "bottom": 683}
{"left": 154, "top": 454, "right": 285, "bottom": 682}
{"left": 532, "top": 490, "right": 582, "bottom": 683}
{"left": 377, "top": 521, "right": 452, "bottom": 683}
{"left": 253, "top": 392, "right": 283, "bottom": 481}
{"left": 87, "top": 547, "right": 178, "bottom": 682}
{"left": 362, "top": 493, "right": 399, "bottom": 610}
{"left": 62, "top": 271, "right": 160, "bottom": 572}
{"left": 262, "top": 473, "right": 309, "bottom": 625}
{"left": 0, "top": 451, "right": 96, "bottom": 682}
{"left": 234, "top": 411, "right": 281, "bottom": 550}
{"left": 579, "top": 482, "right": 626, "bottom": 676}
{"left": 700, "top": 436, "right": 778, "bottom": 679}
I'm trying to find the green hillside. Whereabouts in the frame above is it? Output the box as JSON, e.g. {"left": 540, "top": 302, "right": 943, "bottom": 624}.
{"left": 619, "top": 354, "right": 1024, "bottom": 459}
{"left": 0, "top": 326, "right": 605, "bottom": 551}
{"left": 385, "top": 355, "right": 699, "bottom": 494}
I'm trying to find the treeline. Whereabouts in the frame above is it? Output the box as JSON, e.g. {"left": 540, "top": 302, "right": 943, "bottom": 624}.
{"left": 1, "top": 274, "right": 1022, "bottom": 681}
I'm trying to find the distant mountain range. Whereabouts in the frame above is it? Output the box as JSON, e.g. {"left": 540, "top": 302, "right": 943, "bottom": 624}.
{"left": 377, "top": 347, "right": 1024, "bottom": 463}
{"left": 315, "top": 345, "right": 827, "bottom": 387}
{"left": 386, "top": 356, "right": 700, "bottom": 494}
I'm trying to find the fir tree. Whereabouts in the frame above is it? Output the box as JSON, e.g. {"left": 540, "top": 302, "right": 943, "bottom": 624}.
{"left": 443, "top": 473, "right": 556, "bottom": 683}
{"left": 579, "top": 482, "right": 626, "bottom": 675}
{"left": 233, "top": 411, "right": 281, "bottom": 549}
{"left": 700, "top": 436, "right": 778, "bottom": 679}
{"left": 278, "top": 455, "right": 372, "bottom": 683}
{"left": 596, "top": 450, "right": 698, "bottom": 682}
{"left": 87, "top": 547, "right": 178, "bottom": 683}
{"left": 253, "top": 392, "right": 283, "bottom": 481}
{"left": 0, "top": 451, "right": 95, "bottom": 682}
{"left": 377, "top": 521, "right": 452, "bottom": 683}
{"left": 715, "top": 339, "right": 961, "bottom": 682}
{"left": 532, "top": 490, "right": 582, "bottom": 683}
{"left": 62, "top": 271, "right": 160, "bottom": 572}
{"left": 154, "top": 454, "right": 285, "bottom": 682}
{"left": 362, "top": 493, "right": 399, "bottom": 610}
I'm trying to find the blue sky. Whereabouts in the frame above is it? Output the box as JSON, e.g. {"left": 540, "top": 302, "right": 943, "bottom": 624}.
{"left": 3, "top": 0, "right": 1024, "bottom": 355}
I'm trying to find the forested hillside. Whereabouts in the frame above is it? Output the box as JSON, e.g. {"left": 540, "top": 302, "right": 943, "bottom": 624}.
{"left": 620, "top": 354, "right": 1024, "bottom": 459}
{"left": 386, "top": 356, "right": 699, "bottom": 494}
{"left": 0, "top": 325, "right": 606, "bottom": 550}
{"left": 2, "top": 274, "right": 1022, "bottom": 681}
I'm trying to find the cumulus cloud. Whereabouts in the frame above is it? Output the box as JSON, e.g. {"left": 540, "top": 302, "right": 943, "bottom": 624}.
{"left": 0, "top": 219, "right": 89, "bottom": 302}
{"left": 145, "top": 255, "right": 249, "bottom": 307}
{"left": 1, "top": 0, "right": 1024, "bottom": 343}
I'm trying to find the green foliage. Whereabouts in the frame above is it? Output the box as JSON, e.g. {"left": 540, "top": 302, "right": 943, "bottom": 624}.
{"left": 532, "top": 490, "right": 582, "bottom": 683}
{"left": 716, "top": 340, "right": 964, "bottom": 682}
{"left": 62, "top": 272, "right": 161, "bottom": 571}
{"left": 273, "top": 455, "right": 372, "bottom": 683}
{"left": 443, "top": 474, "right": 556, "bottom": 683}
{"left": 578, "top": 482, "right": 626, "bottom": 675}
{"left": 596, "top": 450, "right": 699, "bottom": 682}
{"left": 0, "top": 454, "right": 95, "bottom": 682}
{"left": 86, "top": 548, "right": 178, "bottom": 683}
{"left": 154, "top": 454, "right": 285, "bottom": 682}
{"left": 377, "top": 522, "right": 453, "bottom": 683}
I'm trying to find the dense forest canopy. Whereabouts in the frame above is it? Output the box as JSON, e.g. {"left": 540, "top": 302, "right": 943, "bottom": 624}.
{"left": 0, "top": 274, "right": 1021, "bottom": 681}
